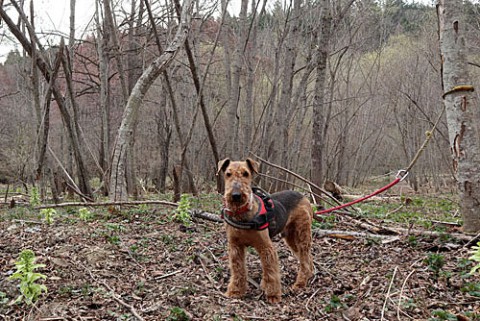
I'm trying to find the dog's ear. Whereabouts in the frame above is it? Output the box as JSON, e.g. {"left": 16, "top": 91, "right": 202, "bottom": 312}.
{"left": 217, "top": 158, "right": 231, "bottom": 174}
{"left": 246, "top": 158, "right": 259, "bottom": 174}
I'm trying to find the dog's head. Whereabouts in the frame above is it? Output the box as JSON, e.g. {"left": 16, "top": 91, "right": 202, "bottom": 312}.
{"left": 217, "top": 158, "right": 259, "bottom": 209}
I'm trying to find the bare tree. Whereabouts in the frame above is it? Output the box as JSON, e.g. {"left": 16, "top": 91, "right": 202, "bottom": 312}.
{"left": 0, "top": 1, "right": 93, "bottom": 200}
{"left": 109, "top": 0, "right": 195, "bottom": 201}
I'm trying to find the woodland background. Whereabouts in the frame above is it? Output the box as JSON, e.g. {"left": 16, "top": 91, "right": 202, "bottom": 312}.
{"left": 0, "top": 0, "right": 479, "bottom": 198}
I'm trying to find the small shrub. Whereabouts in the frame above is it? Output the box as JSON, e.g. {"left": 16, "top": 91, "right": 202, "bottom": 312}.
{"left": 173, "top": 194, "right": 192, "bottom": 226}
{"left": 79, "top": 207, "right": 93, "bottom": 221}
{"left": 9, "top": 249, "right": 47, "bottom": 305}
{"left": 40, "top": 208, "right": 56, "bottom": 225}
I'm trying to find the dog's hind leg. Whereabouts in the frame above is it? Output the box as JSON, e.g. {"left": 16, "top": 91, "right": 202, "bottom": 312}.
{"left": 283, "top": 202, "right": 314, "bottom": 290}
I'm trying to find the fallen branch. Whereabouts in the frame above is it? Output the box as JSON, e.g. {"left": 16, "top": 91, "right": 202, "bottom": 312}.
{"left": 313, "top": 228, "right": 401, "bottom": 243}
{"left": 35, "top": 200, "right": 178, "bottom": 209}
{"left": 190, "top": 210, "right": 476, "bottom": 243}
{"left": 314, "top": 227, "right": 477, "bottom": 243}
{"left": 190, "top": 210, "right": 222, "bottom": 223}
{"left": 388, "top": 226, "right": 476, "bottom": 242}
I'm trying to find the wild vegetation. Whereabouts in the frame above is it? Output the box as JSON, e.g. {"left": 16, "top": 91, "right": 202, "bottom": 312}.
{"left": 0, "top": 191, "right": 479, "bottom": 320}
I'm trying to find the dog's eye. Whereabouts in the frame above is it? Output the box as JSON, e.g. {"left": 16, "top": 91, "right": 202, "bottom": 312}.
{"left": 226, "top": 172, "right": 232, "bottom": 177}
{"left": 242, "top": 171, "right": 250, "bottom": 177}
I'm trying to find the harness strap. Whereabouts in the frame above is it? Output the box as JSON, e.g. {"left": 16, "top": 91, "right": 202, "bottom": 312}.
{"left": 222, "top": 190, "right": 274, "bottom": 230}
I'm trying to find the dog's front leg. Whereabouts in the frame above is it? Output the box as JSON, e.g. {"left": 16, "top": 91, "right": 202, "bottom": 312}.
{"left": 226, "top": 242, "right": 247, "bottom": 298}
{"left": 256, "top": 239, "right": 282, "bottom": 303}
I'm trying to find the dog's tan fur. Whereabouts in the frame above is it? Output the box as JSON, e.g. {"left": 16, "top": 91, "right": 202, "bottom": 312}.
{"left": 218, "top": 158, "right": 313, "bottom": 303}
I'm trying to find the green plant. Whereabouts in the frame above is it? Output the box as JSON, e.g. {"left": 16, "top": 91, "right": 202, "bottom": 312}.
{"left": 166, "top": 306, "right": 190, "bottom": 321}
{"left": 79, "top": 207, "right": 93, "bottom": 221}
{"left": 40, "top": 208, "right": 56, "bottom": 225}
{"left": 0, "top": 291, "right": 8, "bottom": 305}
{"left": 104, "top": 223, "right": 125, "bottom": 232}
{"left": 29, "top": 187, "right": 41, "bottom": 207}
{"left": 312, "top": 214, "right": 336, "bottom": 229}
{"left": 407, "top": 235, "right": 418, "bottom": 247}
{"left": 430, "top": 309, "right": 457, "bottom": 321}
{"left": 106, "top": 235, "right": 121, "bottom": 245}
{"left": 460, "top": 282, "right": 480, "bottom": 297}
{"left": 173, "top": 194, "right": 192, "bottom": 226}
{"left": 469, "top": 241, "right": 480, "bottom": 275}
{"left": 424, "top": 253, "right": 445, "bottom": 278}
{"left": 324, "top": 294, "right": 345, "bottom": 313}
{"left": 9, "top": 249, "right": 47, "bottom": 304}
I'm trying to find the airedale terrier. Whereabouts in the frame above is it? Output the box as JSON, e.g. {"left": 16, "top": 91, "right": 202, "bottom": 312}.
{"left": 217, "top": 158, "right": 314, "bottom": 303}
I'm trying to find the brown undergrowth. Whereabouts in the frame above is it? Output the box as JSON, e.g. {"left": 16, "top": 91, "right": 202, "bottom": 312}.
{"left": 0, "top": 196, "right": 479, "bottom": 321}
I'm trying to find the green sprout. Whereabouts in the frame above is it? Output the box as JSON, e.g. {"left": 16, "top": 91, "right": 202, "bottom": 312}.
{"left": 469, "top": 241, "right": 480, "bottom": 275}
{"left": 29, "top": 187, "right": 40, "bottom": 207}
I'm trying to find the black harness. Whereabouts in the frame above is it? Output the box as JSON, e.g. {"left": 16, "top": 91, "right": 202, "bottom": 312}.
{"left": 222, "top": 187, "right": 275, "bottom": 231}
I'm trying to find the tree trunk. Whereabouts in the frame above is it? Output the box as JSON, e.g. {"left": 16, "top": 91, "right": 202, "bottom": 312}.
{"left": 244, "top": 0, "right": 267, "bottom": 155}
{"left": 272, "top": 0, "right": 301, "bottom": 190}
{"left": 311, "top": 0, "right": 332, "bottom": 194}
{"left": 438, "top": 0, "right": 480, "bottom": 233}
{"left": 109, "top": 0, "right": 194, "bottom": 201}
{"left": 95, "top": 0, "right": 111, "bottom": 195}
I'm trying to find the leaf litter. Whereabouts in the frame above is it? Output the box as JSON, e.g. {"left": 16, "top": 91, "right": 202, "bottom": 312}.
{"left": 0, "top": 205, "right": 479, "bottom": 321}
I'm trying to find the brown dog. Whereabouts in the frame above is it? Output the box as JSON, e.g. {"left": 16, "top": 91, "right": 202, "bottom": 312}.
{"left": 217, "top": 158, "right": 314, "bottom": 303}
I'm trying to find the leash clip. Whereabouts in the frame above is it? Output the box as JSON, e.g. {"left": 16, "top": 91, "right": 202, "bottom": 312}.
{"left": 396, "top": 170, "right": 409, "bottom": 182}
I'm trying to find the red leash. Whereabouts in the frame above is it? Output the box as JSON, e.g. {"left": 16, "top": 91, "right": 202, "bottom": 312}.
{"left": 315, "top": 170, "right": 408, "bottom": 215}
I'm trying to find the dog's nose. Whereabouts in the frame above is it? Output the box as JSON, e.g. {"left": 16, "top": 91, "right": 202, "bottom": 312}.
{"left": 231, "top": 192, "right": 242, "bottom": 202}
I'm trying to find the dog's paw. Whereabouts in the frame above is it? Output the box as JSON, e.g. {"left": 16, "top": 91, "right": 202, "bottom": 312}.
{"left": 225, "top": 290, "right": 244, "bottom": 298}
{"left": 266, "top": 294, "right": 282, "bottom": 304}
{"left": 291, "top": 282, "right": 306, "bottom": 292}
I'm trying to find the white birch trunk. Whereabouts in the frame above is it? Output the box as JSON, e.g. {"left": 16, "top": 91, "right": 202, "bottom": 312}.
{"left": 438, "top": 0, "right": 480, "bottom": 233}
{"left": 109, "top": 0, "right": 194, "bottom": 201}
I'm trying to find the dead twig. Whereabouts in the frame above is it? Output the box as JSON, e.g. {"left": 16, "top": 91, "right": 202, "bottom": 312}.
{"left": 397, "top": 270, "right": 415, "bottom": 320}
{"left": 197, "top": 255, "right": 218, "bottom": 289}
{"left": 305, "top": 288, "right": 321, "bottom": 312}
{"left": 381, "top": 266, "right": 398, "bottom": 321}
{"left": 82, "top": 264, "right": 145, "bottom": 321}
{"left": 154, "top": 270, "right": 183, "bottom": 280}
{"left": 250, "top": 153, "right": 340, "bottom": 206}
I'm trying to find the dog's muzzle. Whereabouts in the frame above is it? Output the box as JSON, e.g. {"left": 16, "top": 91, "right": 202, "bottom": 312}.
{"left": 230, "top": 182, "right": 244, "bottom": 203}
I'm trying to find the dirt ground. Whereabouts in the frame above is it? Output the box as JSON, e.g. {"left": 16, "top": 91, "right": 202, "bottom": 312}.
{"left": 0, "top": 201, "right": 479, "bottom": 321}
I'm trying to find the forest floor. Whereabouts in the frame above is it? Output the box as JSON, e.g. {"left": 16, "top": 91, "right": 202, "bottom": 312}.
{"left": 0, "top": 191, "right": 479, "bottom": 321}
